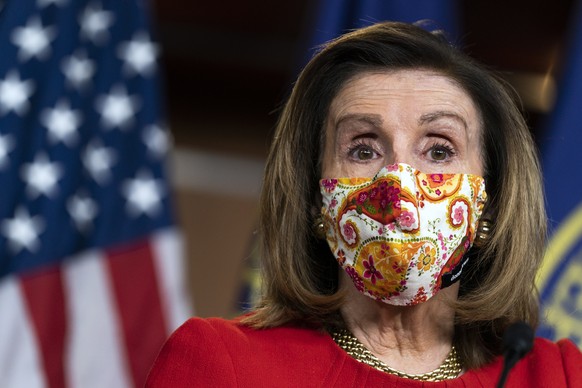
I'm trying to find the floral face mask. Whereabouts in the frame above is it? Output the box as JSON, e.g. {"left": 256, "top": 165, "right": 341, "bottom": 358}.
{"left": 319, "top": 163, "right": 487, "bottom": 306}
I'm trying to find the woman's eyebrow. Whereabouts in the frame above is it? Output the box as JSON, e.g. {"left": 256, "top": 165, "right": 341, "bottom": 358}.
{"left": 418, "top": 111, "right": 468, "bottom": 131}
{"left": 336, "top": 113, "right": 384, "bottom": 129}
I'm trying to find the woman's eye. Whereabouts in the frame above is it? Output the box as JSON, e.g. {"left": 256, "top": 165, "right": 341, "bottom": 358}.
{"left": 350, "top": 145, "right": 377, "bottom": 161}
{"left": 429, "top": 144, "right": 454, "bottom": 161}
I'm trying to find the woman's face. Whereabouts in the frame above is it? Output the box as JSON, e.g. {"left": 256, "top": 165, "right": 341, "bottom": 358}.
{"left": 321, "top": 70, "right": 484, "bottom": 179}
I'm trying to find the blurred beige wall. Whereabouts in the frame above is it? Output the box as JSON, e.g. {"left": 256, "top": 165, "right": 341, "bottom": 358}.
{"left": 171, "top": 148, "right": 265, "bottom": 318}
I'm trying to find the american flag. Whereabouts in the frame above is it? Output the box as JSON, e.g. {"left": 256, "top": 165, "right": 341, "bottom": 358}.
{"left": 0, "top": 1, "right": 191, "bottom": 387}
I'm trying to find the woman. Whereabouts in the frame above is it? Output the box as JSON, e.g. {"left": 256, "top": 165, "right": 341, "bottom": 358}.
{"left": 147, "top": 22, "right": 582, "bottom": 386}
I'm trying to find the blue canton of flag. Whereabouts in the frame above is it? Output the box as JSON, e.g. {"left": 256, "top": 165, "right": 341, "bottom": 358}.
{"left": 0, "top": 1, "right": 191, "bottom": 387}
{"left": 537, "top": 0, "right": 582, "bottom": 347}
{"left": 0, "top": 0, "right": 170, "bottom": 274}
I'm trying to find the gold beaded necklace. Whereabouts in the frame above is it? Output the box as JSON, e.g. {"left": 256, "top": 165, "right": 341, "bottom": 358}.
{"left": 331, "top": 328, "right": 462, "bottom": 382}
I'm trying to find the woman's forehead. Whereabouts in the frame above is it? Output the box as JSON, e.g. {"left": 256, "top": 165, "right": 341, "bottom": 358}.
{"left": 327, "top": 70, "right": 482, "bottom": 131}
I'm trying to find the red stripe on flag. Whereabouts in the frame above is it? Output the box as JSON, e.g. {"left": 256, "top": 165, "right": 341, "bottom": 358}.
{"left": 20, "top": 265, "right": 67, "bottom": 388}
{"left": 106, "top": 237, "right": 168, "bottom": 387}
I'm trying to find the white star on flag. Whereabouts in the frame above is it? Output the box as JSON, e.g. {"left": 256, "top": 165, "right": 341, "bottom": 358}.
{"left": 61, "top": 50, "right": 95, "bottom": 90}
{"left": 143, "top": 124, "right": 170, "bottom": 158}
{"left": 21, "top": 153, "right": 64, "bottom": 198}
{"left": 0, "top": 134, "right": 15, "bottom": 169}
{"left": 122, "top": 170, "right": 165, "bottom": 217}
{"left": 38, "top": 0, "right": 68, "bottom": 7}
{"left": 79, "top": 2, "right": 115, "bottom": 45}
{"left": 41, "top": 99, "right": 82, "bottom": 146}
{"left": 11, "top": 17, "right": 56, "bottom": 62}
{"left": 83, "top": 140, "right": 117, "bottom": 184}
{"left": 0, "top": 71, "right": 35, "bottom": 116}
{"left": 1, "top": 207, "right": 45, "bottom": 253}
{"left": 117, "top": 32, "right": 159, "bottom": 76}
{"left": 95, "top": 85, "right": 140, "bottom": 129}
{"left": 67, "top": 192, "right": 98, "bottom": 231}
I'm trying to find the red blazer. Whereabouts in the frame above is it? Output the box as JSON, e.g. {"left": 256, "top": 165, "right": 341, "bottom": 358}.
{"left": 146, "top": 317, "right": 582, "bottom": 387}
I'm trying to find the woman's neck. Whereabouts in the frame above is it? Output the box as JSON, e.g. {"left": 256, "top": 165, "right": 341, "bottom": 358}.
{"left": 338, "top": 271, "right": 459, "bottom": 375}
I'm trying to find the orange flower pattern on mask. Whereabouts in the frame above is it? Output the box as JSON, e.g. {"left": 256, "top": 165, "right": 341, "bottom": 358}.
{"left": 320, "top": 163, "right": 487, "bottom": 306}
{"left": 417, "top": 245, "right": 437, "bottom": 272}
{"left": 416, "top": 172, "right": 462, "bottom": 201}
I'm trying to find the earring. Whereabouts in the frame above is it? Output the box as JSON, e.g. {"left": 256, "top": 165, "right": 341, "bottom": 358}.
{"left": 313, "top": 214, "right": 326, "bottom": 240}
{"left": 473, "top": 219, "right": 492, "bottom": 248}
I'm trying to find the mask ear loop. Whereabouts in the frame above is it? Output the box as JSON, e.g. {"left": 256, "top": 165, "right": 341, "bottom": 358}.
{"left": 458, "top": 217, "right": 492, "bottom": 297}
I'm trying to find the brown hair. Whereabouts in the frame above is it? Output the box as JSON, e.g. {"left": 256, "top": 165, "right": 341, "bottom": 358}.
{"left": 243, "top": 22, "right": 546, "bottom": 369}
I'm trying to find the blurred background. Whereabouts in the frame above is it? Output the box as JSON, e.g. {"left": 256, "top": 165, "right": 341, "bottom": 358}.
{"left": 155, "top": 0, "right": 575, "bottom": 318}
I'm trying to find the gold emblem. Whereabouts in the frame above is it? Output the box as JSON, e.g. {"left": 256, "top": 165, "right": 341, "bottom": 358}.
{"left": 538, "top": 202, "right": 582, "bottom": 345}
